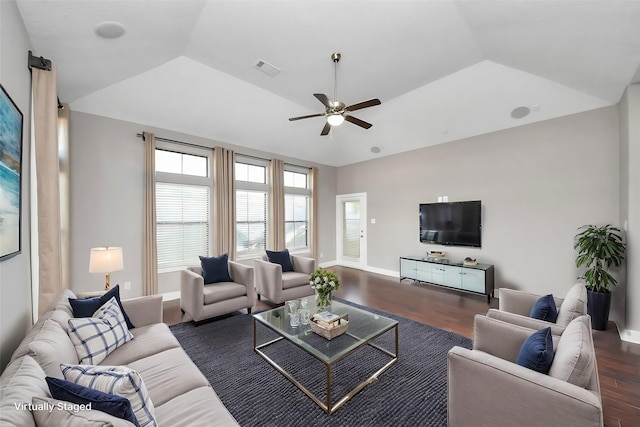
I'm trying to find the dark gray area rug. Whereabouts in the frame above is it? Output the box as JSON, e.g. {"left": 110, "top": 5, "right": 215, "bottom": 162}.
{"left": 169, "top": 299, "right": 471, "bottom": 427}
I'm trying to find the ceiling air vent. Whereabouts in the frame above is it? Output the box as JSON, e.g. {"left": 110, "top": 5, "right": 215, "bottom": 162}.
{"left": 254, "top": 59, "right": 281, "bottom": 77}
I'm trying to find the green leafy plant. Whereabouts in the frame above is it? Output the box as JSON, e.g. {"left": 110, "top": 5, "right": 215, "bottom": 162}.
{"left": 574, "top": 224, "right": 626, "bottom": 293}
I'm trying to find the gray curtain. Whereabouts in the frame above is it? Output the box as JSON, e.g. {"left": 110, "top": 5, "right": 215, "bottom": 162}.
{"left": 309, "top": 167, "right": 319, "bottom": 258}
{"left": 269, "top": 158, "right": 285, "bottom": 250}
{"left": 214, "top": 147, "right": 236, "bottom": 259}
{"left": 143, "top": 132, "right": 158, "bottom": 295}
{"left": 31, "top": 65, "right": 63, "bottom": 316}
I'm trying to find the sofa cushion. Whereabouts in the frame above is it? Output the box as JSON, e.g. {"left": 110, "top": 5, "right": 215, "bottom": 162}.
{"left": 56, "top": 289, "right": 78, "bottom": 318}
{"left": 203, "top": 282, "right": 247, "bottom": 305}
{"left": 154, "top": 386, "right": 238, "bottom": 427}
{"left": 28, "top": 319, "right": 78, "bottom": 378}
{"left": 100, "top": 323, "right": 181, "bottom": 367}
{"left": 555, "top": 283, "right": 588, "bottom": 327}
{"left": 548, "top": 315, "right": 595, "bottom": 388}
{"left": 46, "top": 377, "right": 138, "bottom": 426}
{"left": 516, "top": 327, "right": 554, "bottom": 374}
{"left": 282, "top": 271, "right": 310, "bottom": 289}
{"left": 199, "top": 254, "right": 233, "bottom": 284}
{"left": 0, "top": 356, "right": 50, "bottom": 427}
{"left": 32, "top": 396, "right": 136, "bottom": 427}
{"left": 68, "top": 297, "right": 134, "bottom": 365}
{"left": 69, "top": 285, "right": 134, "bottom": 329}
{"left": 61, "top": 364, "right": 156, "bottom": 427}
{"left": 529, "top": 294, "right": 558, "bottom": 322}
{"left": 9, "top": 311, "right": 54, "bottom": 363}
{"left": 266, "top": 249, "right": 294, "bottom": 272}
{"left": 50, "top": 308, "right": 73, "bottom": 332}
{"left": 128, "top": 347, "right": 209, "bottom": 407}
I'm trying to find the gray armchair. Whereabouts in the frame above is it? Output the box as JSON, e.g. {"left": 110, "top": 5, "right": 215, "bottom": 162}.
{"left": 180, "top": 261, "right": 255, "bottom": 323}
{"left": 486, "top": 282, "right": 587, "bottom": 334}
{"left": 448, "top": 314, "right": 602, "bottom": 427}
{"left": 254, "top": 254, "right": 316, "bottom": 304}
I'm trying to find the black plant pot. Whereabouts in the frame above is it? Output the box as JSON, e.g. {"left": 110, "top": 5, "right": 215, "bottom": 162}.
{"left": 587, "top": 290, "right": 611, "bottom": 331}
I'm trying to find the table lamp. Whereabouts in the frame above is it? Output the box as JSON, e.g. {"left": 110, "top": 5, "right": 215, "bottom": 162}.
{"left": 89, "top": 246, "right": 124, "bottom": 291}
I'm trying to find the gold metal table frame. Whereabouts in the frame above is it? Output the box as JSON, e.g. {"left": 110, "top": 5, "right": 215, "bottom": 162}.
{"left": 253, "top": 300, "right": 399, "bottom": 415}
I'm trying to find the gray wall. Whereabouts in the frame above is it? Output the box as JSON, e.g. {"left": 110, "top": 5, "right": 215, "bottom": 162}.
{"left": 337, "top": 107, "right": 620, "bottom": 300}
{"left": 0, "top": 0, "right": 33, "bottom": 371}
{"left": 619, "top": 84, "right": 640, "bottom": 340}
{"left": 69, "top": 111, "right": 337, "bottom": 297}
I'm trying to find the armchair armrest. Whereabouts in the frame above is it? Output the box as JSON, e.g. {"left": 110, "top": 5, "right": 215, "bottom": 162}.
{"left": 291, "top": 254, "right": 316, "bottom": 275}
{"left": 181, "top": 268, "right": 205, "bottom": 320}
{"left": 121, "top": 295, "right": 163, "bottom": 327}
{"left": 254, "top": 259, "right": 282, "bottom": 299}
{"left": 473, "top": 315, "right": 560, "bottom": 363}
{"left": 498, "top": 288, "right": 542, "bottom": 315}
{"left": 229, "top": 261, "right": 255, "bottom": 301}
{"left": 486, "top": 309, "right": 567, "bottom": 336}
{"left": 448, "top": 346, "right": 603, "bottom": 427}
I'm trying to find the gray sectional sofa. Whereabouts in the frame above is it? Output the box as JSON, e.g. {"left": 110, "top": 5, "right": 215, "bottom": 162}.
{"left": 0, "top": 289, "right": 239, "bottom": 426}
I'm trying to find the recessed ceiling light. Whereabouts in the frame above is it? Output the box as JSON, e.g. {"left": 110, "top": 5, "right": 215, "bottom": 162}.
{"left": 511, "top": 106, "right": 531, "bottom": 119}
{"left": 95, "top": 21, "right": 125, "bottom": 39}
{"left": 370, "top": 146, "right": 381, "bottom": 154}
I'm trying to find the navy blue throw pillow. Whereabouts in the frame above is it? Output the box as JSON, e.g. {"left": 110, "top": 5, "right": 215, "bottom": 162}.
{"left": 266, "top": 249, "right": 294, "bottom": 272}
{"left": 516, "top": 327, "right": 554, "bottom": 374}
{"left": 46, "top": 377, "right": 139, "bottom": 427}
{"left": 529, "top": 294, "right": 558, "bottom": 323}
{"left": 199, "top": 254, "right": 233, "bottom": 284}
{"left": 68, "top": 285, "right": 134, "bottom": 329}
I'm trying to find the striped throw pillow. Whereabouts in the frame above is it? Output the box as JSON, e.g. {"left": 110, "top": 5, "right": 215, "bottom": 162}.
{"left": 68, "top": 297, "right": 133, "bottom": 365}
{"left": 61, "top": 364, "right": 156, "bottom": 427}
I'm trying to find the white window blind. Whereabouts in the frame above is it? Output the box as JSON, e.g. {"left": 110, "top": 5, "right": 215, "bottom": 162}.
{"left": 285, "top": 194, "right": 309, "bottom": 249}
{"left": 156, "top": 182, "right": 210, "bottom": 269}
{"left": 236, "top": 190, "right": 267, "bottom": 256}
{"left": 284, "top": 166, "right": 311, "bottom": 251}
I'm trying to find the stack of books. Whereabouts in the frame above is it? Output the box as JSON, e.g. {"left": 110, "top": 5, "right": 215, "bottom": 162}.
{"left": 310, "top": 312, "right": 349, "bottom": 340}
{"left": 312, "top": 311, "right": 341, "bottom": 329}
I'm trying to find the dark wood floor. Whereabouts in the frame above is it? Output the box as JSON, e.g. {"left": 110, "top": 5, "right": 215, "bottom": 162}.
{"left": 164, "top": 265, "right": 640, "bottom": 427}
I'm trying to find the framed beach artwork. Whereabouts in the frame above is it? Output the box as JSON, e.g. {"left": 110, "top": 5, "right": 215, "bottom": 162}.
{"left": 0, "top": 84, "right": 24, "bottom": 261}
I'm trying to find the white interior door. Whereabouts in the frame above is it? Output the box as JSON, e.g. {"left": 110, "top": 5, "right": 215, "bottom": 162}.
{"left": 336, "top": 193, "right": 367, "bottom": 268}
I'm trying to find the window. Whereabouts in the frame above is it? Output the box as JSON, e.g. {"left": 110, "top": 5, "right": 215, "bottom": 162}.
{"left": 284, "top": 168, "right": 310, "bottom": 251}
{"left": 155, "top": 147, "right": 212, "bottom": 270}
{"left": 235, "top": 159, "right": 268, "bottom": 257}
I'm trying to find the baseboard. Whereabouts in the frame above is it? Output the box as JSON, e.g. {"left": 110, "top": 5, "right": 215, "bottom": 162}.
{"left": 615, "top": 320, "right": 640, "bottom": 344}
{"left": 323, "top": 260, "right": 399, "bottom": 279}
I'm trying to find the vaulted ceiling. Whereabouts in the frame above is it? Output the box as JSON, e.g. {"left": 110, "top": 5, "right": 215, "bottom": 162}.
{"left": 16, "top": 0, "right": 640, "bottom": 166}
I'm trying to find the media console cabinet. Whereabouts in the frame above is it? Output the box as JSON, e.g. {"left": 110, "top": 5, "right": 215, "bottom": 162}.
{"left": 399, "top": 256, "right": 495, "bottom": 302}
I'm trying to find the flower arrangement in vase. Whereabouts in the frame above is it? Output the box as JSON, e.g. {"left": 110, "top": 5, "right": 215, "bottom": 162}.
{"left": 309, "top": 268, "right": 340, "bottom": 312}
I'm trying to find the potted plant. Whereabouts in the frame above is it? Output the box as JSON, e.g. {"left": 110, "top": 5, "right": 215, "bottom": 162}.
{"left": 574, "top": 224, "right": 626, "bottom": 330}
{"left": 309, "top": 268, "right": 340, "bottom": 312}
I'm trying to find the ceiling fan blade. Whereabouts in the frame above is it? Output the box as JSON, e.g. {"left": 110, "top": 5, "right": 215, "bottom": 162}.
{"left": 289, "top": 113, "right": 325, "bottom": 121}
{"left": 345, "top": 115, "right": 373, "bottom": 129}
{"left": 346, "top": 98, "right": 381, "bottom": 112}
{"left": 314, "top": 93, "right": 332, "bottom": 108}
{"left": 320, "top": 121, "right": 331, "bottom": 136}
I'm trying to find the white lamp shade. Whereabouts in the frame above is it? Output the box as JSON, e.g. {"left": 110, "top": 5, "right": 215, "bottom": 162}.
{"left": 89, "top": 247, "right": 124, "bottom": 273}
{"left": 327, "top": 114, "right": 345, "bottom": 126}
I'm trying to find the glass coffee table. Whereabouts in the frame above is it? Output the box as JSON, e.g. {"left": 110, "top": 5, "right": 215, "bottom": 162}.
{"left": 253, "top": 296, "right": 399, "bottom": 414}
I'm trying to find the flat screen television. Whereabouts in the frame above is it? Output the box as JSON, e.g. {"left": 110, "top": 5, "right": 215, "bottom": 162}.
{"left": 419, "top": 201, "right": 482, "bottom": 247}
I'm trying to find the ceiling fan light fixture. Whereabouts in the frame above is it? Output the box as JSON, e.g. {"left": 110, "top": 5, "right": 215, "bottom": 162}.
{"left": 327, "top": 114, "right": 345, "bottom": 126}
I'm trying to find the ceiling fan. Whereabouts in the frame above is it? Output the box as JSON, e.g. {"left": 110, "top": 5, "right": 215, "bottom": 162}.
{"left": 289, "top": 52, "right": 381, "bottom": 136}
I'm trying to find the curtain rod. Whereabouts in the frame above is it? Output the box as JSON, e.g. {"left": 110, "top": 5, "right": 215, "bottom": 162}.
{"left": 136, "top": 132, "right": 310, "bottom": 169}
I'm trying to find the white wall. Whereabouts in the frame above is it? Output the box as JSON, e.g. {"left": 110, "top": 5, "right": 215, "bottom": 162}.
{"left": 0, "top": 0, "right": 33, "bottom": 371}
{"left": 69, "top": 111, "right": 337, "bottom": 296}
{"left": 336, "top": 107, "right": 620, "bottom": 300}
